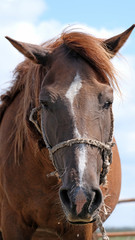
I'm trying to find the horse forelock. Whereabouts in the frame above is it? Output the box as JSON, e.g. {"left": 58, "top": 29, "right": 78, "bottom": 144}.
{"left": 42, "top": 29, "right": 118, "bottom": 89}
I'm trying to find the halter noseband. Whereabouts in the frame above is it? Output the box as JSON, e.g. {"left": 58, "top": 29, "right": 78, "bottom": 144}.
{"left": 29, "top": 106, "right": 114, "bottom": 185}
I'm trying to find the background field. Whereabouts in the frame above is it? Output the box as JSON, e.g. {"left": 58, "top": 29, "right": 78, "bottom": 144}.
{"left": 99, "top": 237, "right": 134, "bottom": 240}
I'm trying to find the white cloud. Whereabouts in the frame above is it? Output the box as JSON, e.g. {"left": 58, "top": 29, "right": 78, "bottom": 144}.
{"left": 0, "top": 0, "right": 47, "bottom": 23}
{"left": 2, "top": 20, "right": 64, "bottom": 43}
{"left": 0, "top": 0, "right": 65, "bottom": 92}
{"left": 64, "top": 23, "right": 123, "bottom": 39}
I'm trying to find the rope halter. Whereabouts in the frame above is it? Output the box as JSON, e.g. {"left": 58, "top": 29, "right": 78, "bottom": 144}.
{"left": 29, "top": 105, "right": 114, "bottom": 240}
{"left": 29, "top": 105, "right": 114, "bottom": 185}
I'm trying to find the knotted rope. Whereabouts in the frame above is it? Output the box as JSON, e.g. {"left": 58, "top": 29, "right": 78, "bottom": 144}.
{"left": 96, "top": 215, "right": 109, "bottom": 240}
{"left": 47, "top": 137, "right": 114, "bottom": 185}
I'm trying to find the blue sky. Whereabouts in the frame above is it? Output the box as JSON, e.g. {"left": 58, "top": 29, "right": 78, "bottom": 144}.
{"left": 0, "top": 0, "right": 135, "bottom": 229}
{"left": 41, "top": 0, "right": 135, "bottom": 29}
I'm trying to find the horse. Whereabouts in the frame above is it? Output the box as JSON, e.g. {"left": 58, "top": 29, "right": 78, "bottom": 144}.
{"left": 0, "top": 24, "right": 134, "bottom": 240}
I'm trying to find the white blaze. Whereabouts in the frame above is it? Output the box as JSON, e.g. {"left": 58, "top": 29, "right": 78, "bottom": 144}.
{"left": 65, "top": 72, "right": 87, "bottom": 186}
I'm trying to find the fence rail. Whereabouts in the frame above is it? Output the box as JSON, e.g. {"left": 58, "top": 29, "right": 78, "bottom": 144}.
{"left": 118, "top": 198, "right": 135, "bottom": 204}
{"left": 97, "top": 231, "right": 135, "bottom": 238}
{"left": 97, "top": 198, "right": 135, "bottom": 239}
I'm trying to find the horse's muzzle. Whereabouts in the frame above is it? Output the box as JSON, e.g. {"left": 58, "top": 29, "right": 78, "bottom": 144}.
{"left": 59, "top": 186, "right": 102, "bottom": 223}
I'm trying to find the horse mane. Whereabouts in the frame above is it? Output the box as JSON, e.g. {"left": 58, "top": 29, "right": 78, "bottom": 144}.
{"left": 0, "top": 29, "right": 118, "bottom": 161}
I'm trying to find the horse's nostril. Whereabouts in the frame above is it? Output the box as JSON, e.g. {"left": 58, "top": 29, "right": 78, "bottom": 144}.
{"left": 60, "top": 189, "right": 71, "bottom": 210}
{"left": 94, "top": 188, "right": 102, "bottom": 206}
{"left": 89, "top": 188, "right": 102, "bottom": 214}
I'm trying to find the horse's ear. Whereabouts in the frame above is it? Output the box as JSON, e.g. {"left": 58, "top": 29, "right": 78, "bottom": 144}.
{"left": 104, "top": 24, "right": 135, "bottom": 57}
{"left": 5, "top": 36, "right": 50, "bottom": 65}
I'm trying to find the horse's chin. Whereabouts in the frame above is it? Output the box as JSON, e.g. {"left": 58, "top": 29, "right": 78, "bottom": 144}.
{"left": 66, "top": 213, "right": 97, "bottom": 225}
{"left": 62, "top": 204, "right": 99, "bottom": 225}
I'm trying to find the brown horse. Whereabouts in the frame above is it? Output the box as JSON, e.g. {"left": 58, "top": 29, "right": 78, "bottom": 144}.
{"left": 0, "top": 25, "right": 134, "bottom": 240}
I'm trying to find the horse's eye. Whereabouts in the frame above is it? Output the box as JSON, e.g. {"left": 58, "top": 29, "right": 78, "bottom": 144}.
{"left": 40, "top": 101, "right": 48, "bottom": 108}
{"left": 103, "top": 101, "right": 112, "bottom": 109}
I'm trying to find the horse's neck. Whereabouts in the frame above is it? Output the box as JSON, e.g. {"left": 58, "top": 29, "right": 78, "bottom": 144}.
{"left": 60, "top": 223, "right": 93, "bottom": 240}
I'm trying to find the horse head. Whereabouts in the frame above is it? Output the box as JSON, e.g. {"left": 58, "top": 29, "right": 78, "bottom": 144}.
{"left": 6, "top": 25, "right": 135, "bottom": 225}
